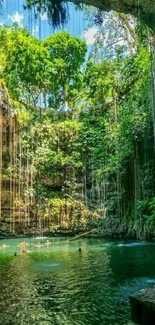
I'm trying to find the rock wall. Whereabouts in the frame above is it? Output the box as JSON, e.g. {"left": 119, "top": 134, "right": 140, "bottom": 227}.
{"left": 71, "top": 0, "right": 155, "bottom": 29}
{"left": 0, "top": 83, "right": 41, "bottom": 235}
{"left": 0, "top": 83, "right": 20, "bottom": 232}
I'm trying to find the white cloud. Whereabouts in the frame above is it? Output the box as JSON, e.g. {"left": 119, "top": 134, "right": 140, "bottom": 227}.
{"left": 82, "top": 27, "right": 98, "bottom": 45}
{"left": 8, "top": 12, "right": 24, "bottom": 27}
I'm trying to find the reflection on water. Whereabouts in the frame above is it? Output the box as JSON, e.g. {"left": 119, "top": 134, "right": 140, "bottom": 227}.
{"left": 34, "top": 237, "right": 48, "bottom": 240}
{"left": 0, "top": 254, "right": 48, "bottom": 325}
{"left": 0, "top": 238, "right": 155, "bottom": 325}
{"left": 118, "top": 242, "right": 144, "bottom": 247}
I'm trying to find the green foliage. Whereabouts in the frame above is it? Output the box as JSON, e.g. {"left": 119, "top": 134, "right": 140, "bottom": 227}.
{"left": 0, "top": 15, "right": 155, "bottom": 238}
{"left": 0, "top": 25, "right": 51, "bottom": 104}
{"left": 44, "top": 31, "right": 87, "bottom": 109}
{"left": 0, "top": 27, "right": 87, "bottom": 109}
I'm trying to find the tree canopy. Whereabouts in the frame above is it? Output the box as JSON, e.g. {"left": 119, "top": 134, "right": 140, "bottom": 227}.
{"left": 0, "top": 13, "right": 155, "bottom": 238}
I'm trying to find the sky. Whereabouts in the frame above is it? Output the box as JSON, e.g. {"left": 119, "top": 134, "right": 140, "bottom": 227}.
{"left": 0, "top": 0, "right": 98, "bottom": 46}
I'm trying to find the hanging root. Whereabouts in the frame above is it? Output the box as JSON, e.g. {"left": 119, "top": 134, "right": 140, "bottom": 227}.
{"left": 47, "top": 0, "right": 68, "bottom": 27}
{"left": 0, "top": 0, "right": 3, "bottom": 11}
{"left": 25, "top": 1, "right": 104, "bottom": 28}
{"left": 94, "top": 9, "right": 104, "bottom": 26}
{"left": 25, "top": 0, "right": 68, "bottom": 28}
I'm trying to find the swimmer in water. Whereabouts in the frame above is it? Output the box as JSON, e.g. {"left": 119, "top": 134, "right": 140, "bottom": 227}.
{"left": 18, "top": 242, "right": 26, "bottom": 250}
{"left": 35, "top": 242, "right": 42, "bottom": 248}
{"left": 2, "top": 243, "right": 9, "bottom": 249}
{"left": 18, "top": 242, "right": 29, "bottom": 248}
{"left": 45, "top": 240, "right": 51, "bottom": 246}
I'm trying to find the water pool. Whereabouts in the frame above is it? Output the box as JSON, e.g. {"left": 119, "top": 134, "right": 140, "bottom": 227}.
{"left": 0, "top": 237, "right": 155, "bottom": 325}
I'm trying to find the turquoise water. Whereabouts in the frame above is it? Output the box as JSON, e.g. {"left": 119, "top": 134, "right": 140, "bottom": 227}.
{"left": 0, "top": 237, "right": 155, "bottom": 325}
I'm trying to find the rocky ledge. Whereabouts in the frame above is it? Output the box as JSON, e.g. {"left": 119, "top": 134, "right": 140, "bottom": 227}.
{"left": 71, "top": 0, "right": 155, "bottom": 30}
{"left": 130, "top": 285, "right": 155, "bottom": 325}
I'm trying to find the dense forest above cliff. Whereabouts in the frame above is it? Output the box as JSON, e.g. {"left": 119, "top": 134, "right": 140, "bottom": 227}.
{"left": 0, "top": 11, "right": 155, "bottom": 239}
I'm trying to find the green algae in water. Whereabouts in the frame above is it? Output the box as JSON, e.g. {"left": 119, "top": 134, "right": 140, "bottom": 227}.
{"left": 0, "top": 238, "right": 155, "bottom": 325}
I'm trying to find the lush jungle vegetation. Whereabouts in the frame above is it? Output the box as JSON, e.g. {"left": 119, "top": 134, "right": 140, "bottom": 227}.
{"left": 0, "top": 10, "right": 155, "bottom": 239}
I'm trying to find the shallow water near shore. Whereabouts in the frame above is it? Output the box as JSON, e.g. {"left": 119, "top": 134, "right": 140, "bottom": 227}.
{"left": 0, "top": 237, "right": 155, "bottom": 325}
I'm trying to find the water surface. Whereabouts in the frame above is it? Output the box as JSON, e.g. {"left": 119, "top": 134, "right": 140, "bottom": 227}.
{"left": 0, "top": 237, "right": 155, "bottom": 325}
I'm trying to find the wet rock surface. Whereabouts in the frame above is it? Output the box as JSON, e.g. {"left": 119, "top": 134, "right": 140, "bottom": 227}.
{"left": 130, "top": 286, "right": 155, "bottom": 325}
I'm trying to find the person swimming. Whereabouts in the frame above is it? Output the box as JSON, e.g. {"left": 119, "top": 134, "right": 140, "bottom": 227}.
{"left": 18, "top": 242, "right": 29, "bottom": 249}
{"left": 18, "top": 242, "right": 26, "bottom": 250}
{"left": 2, "top": 243, "right": 9, "bottom": 249}
{"left": 45, "top": 240, "right": 51, "bottom": 246}
{"left": 35, "top": 242, "right": 42, "bottom": 248}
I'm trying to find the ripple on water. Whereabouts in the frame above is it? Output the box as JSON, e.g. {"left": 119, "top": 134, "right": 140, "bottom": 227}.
{"left": 34, "top": 236, "right": 48, "bottom": 240}
{"left": 118, "top": 242, "right": 146, "bottom": 247}
{"left": 115, "top": 277, "right": 155, "bottom": 303}
{"left": 0, "top": 237, "right": 154, "bottom": 325}
{"left": 37, "top": 262, "right": 60, "bottom": 269}
{"left": 118, "top": 242, "right": 155, "bottom": 247}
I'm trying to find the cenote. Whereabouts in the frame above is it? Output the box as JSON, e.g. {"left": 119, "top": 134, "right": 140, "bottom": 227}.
{"left": 0, "top": 238, "right": 155, "bottom": 325}
{"left": 1, "top": 1, "right": 155, "bottom": 324}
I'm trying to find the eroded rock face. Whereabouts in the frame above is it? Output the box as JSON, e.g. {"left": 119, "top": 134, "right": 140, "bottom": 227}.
{"left": 130, "top": 286, "right": 155, "bottom": 324}
{"left": 0, "top": 83, "right": 18, "bottom": 224}
{"left": 71, "top": 0, "right": 155, "bottom": 29}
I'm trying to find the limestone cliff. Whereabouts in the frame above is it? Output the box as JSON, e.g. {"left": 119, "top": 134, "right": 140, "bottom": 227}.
{"left": 72, "top": 0, "right": 155, "bottom": 29}
{"left": 0, "top": 83, "right": 19, "bottom": 231}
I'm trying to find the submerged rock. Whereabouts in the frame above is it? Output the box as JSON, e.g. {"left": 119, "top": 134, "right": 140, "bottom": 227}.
{"left": 130, "top": 285, "right": 155, "bottom": 324}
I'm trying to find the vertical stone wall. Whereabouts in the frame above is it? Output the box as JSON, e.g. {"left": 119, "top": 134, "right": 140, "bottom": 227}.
{"left": 0, "top": 83, "right": 18, "bottom": 232}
